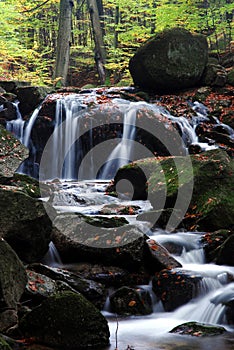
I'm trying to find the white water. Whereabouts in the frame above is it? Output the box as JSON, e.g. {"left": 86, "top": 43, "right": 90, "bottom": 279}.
{"left": 42, "top": 180, "right": 234, "bottom": 349}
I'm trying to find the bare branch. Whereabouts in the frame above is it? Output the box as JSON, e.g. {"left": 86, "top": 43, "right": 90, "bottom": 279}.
{"left": 20, "top": 0, "right": 51, "bottom": 13}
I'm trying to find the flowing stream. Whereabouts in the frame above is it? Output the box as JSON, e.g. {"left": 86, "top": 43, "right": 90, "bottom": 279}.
{"left": 6, "top": 93, "right": 234, "bottom": 349}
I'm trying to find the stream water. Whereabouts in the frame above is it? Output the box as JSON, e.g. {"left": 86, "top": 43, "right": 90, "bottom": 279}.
{"left": 6, "top": 92, "right": 234, "bottom": 349}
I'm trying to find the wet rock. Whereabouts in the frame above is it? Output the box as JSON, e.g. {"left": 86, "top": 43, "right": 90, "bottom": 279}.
{"left": 27, "top": 264, "right": 106, "bottom": 309}
{"left": 216, "top": 234, "right": 234, "bottom": 266}
{"left": 201, "top": 229, "right": 232, "bottom": 263}
{"left": 64, "top": 262, "right": 150, "bottom": 288}
{"left": 0, "top": 188, "right": 53, "bottom": 263}
{"left": 84, "top": 215, "right": 128, "bottom": 228}
{"left": 129, "top": 27, "right": 208, "bottom": 92}
{"left": 0, "top": 126, "right": 28, "bottom": 182}
{"left": 226, "top": 300, "right": 234, "bottom": 325}
{"left": 16, "top": 86, "right": 50, "bottom": 116}
{"left": 109, "top": 286, "right": 153, "bottom": 316}
{"left": 19, "top": 291, "right": 110, "bottom": 349}
{"left": 170, "top": 321, "right": 226, "bottom": 336}
{"left": 98, "top": 204, "right": 141, "bottom": 216}
{"left": 152, "top": 269, "right": 202, "bottom": 311}
{"left": 144, "top": 238, "right": 182, "bottom": 273}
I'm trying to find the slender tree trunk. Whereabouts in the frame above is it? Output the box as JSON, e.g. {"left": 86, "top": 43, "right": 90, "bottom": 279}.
{"left": 54, "top": 0, "right": 73, "bottom": 86}
{"left": 87, "top": 0, "right": 106, "bottom": 84}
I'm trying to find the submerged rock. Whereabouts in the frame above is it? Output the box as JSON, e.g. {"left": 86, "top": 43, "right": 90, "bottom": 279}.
{"left": 109, "top": 286, "right": 153, "bottom": 316}
{"left": 19, "top": 291, "right": 110, "bottom": 349}
{"left": 129, "top": 27, "right": 208, "bottom": 92}
{"left": 170, "top": 321, "right": 227, "bottom": 336}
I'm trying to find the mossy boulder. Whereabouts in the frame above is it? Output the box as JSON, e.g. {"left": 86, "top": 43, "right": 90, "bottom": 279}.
{"left": 26, "top": 264, "right": 106, "bottom": 309}
{"left": 170, "top": 321, "right": 227, "bottom": 336}
{"left": 0, "top": 188, "right": 53, "bottom": 263}
{"left": 0, "top": 239, "right": 27, "bottom": 332}
{"left": 19, "top": 291, "right": 110, "bottom": 349}
{"left": 0, "top": 239, "right": 27, "bottom": 310}
{"left": 129, "top": 27, "right": 208, "bottom": 92}
{"left": 111, "top": 149, "right": 234, "bottom": 231}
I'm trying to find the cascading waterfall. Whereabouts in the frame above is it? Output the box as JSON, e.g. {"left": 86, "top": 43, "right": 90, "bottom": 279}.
{"left": 99, "top": 100, "right": 137, "bottom": 179}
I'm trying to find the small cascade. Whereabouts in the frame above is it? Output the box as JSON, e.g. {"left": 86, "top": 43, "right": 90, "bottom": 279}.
{"left": 6, "top": 101, "right": 25, "bottom": 142}
{"left": 23, "top": 105, "right": 41, "bottom": 148}
{"left": 41, "top": 241, "right": 63, "bottom": 267}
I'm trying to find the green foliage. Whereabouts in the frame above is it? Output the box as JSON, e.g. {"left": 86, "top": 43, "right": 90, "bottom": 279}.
{"left": 0, "top": 0, "right": 233, "bottom": 85}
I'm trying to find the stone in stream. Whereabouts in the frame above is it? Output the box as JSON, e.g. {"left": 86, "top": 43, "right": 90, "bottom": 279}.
{"left": 109, "top": 286, "right": 153, "bottom": 316}
{"left": 152, "top": 269, "right": 202, "bottom": 311}
{"left": 129, "top": 27, "right": 208, "bottom": 92}
{"left": 170, "top": 321, "right": 227, "bottom": 336}
{"left": 52, "top": 215, "right": 181, "bottom": 274}
{"left": 26, "top": 264, "right": 106, "bottom": 309}
{"left": 19, "top": 291, "right": 110, "bottom": 349}
{"left": 0, "top": 239, "right": 27, "bottom": 332}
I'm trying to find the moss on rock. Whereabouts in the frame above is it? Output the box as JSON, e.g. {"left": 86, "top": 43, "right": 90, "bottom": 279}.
{"left": 19, "top": 291, "right": 110, "bottom": 349}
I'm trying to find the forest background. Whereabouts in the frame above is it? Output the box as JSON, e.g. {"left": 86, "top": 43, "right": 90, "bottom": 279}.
{"left": 0, "top": 0, "right": 233, "bottom": 87}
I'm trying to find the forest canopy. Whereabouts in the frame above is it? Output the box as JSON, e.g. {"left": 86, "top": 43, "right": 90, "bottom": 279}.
{"left": 0, "top": 0, "right": 233, "bottom": 86}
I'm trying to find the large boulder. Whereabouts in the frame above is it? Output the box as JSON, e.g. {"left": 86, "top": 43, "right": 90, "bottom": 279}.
{"left": 19, "top": 291, "right": 110, "bottom": 349}
{"left": 0, "top": 239, "right": 27, "bottom": 332}
{"left": 129, "top": 27, "right": 208, "bottom": 92}
{"left": 110, "top": 149, "right": 234, "bottom": 231}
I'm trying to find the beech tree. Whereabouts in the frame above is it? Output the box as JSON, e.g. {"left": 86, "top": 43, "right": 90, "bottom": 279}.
{"left": 54, "top": 0, "right": 74, "bottom": 86}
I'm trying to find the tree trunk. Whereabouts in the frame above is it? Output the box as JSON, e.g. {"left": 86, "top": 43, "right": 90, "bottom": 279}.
{"left": 87, "top": 0, "right": 106, "bottom": 84}
{"left": 54, "top": 0, "right": 73, "bottom": 86}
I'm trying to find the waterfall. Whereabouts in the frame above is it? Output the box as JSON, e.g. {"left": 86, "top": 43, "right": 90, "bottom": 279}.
{"left": 99, "top": 100, "right": 137, "bottom": 179}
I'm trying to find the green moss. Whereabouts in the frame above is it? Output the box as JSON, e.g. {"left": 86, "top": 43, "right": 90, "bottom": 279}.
{"left": 170, "top": 321, "right": 226, "bottom": 336}
{"left": 20, "top": 291, "right": 110, "bottom": 349}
